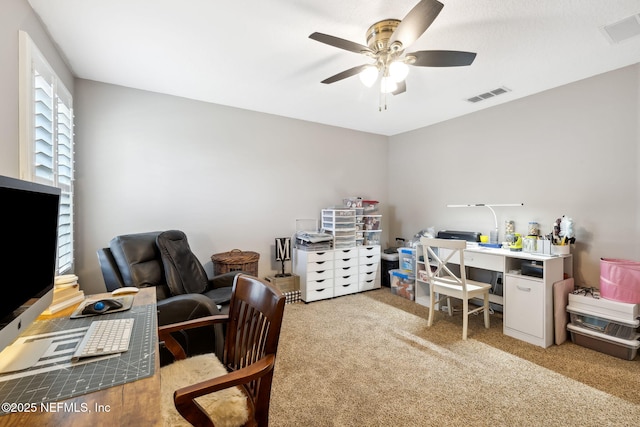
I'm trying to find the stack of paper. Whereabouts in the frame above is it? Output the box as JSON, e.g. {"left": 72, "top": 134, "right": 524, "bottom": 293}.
{"left": 44, "top": 274, "right": 85, "bottom": 314}
{"left": 294, "top": 231, "right": 333, "bottom": 251}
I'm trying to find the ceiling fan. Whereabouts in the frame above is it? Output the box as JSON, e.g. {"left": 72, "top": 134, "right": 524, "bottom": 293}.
{"left": 309, "top": 0, "right": 476, "bottom": 100}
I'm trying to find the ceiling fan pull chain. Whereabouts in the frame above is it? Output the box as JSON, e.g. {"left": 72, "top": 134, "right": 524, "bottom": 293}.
{"left": 378, "top": 92, "right": 389, "bottom": 112}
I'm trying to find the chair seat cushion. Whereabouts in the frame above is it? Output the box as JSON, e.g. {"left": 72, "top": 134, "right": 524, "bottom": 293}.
{"left": 434, "top": 279, "right": 491, "bottom": 296}
{"left": 161, "top": 353, "right": 248, "bottom": 427}
{"left": 464, "top": 279, "right": 492, "bottom": 292}
{"left": 204, "top": 286, "right": 233, "bottom": 305}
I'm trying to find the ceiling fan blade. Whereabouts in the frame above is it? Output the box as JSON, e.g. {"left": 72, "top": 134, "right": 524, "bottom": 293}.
{"left": 389, "top": 0, "right": 444, "bottom": 49}
{"left": 321, "top": 64, "right": 371, "bottom": 84}
{"left": 392, "top": 80, "right": 406, "bottom": 95}
{"left": 408, "top": 50, "right": 477, "bottom": 67}
{"left": 309, "top": 32, "right": 373, "bottom": 55}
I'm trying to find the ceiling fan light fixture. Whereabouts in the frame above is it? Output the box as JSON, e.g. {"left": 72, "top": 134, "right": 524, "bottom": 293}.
{"left": 389, "top": 61, "right": 409, "bottom": 82}
{"left": 380, "top": 76, "right": 398, "bottom": 94}
{"left": 310, "top": 0, "right": 476, "bottom": 104}
{"left": 359, "top": 65, "right": 379, "bottom": 87}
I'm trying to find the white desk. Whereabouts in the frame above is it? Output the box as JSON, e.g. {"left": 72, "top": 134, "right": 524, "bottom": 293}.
{"left": 415, "top": 245, "right": 572, "bottom": 348}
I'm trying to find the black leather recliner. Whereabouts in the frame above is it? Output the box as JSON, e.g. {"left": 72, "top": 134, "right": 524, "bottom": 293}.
{"left": 97, "top": 230, "right": 240, "bottom": 363}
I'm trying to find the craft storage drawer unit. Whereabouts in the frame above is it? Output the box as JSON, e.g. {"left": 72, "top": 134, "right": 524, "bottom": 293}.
{"left": 305, "top": 250, "right": 334, "bottom": 264}
{"left": 567, "top": 323, "right": 640, "bottom": 360}
{"left": 293, "top": 249, "right": 335, "bottom": 303}
{"left": 334, "top": 248, "right": 358, "bottom": 294}
{"left": 566, "top": 307, "right": 639, "bottom": 340}
{"left": 304, "top": 287, "right": 334, "bottom": 302}
{"left": 321, "top": 208, "right": 356, "bottom": 249}
{"left": 359, "top": 270, "right": 378, "bottom": 291}
{"left": 359, "top": 245, "right": 381, "bottom": 291}
{"left": 334, "top": 248, "right": 359, "bottom": 269}
{"left": 335, "top": 249, "right": 358, "bottom": 296}
{"left": 359, "top": 262, "right": 379, "bottom": 274}
{"left": 359, "top": 245, "right": 381, "bottom": 263}
{"left": 307, "top": 269, "right": 334, "bottom": 283}
{"left": 334, "top": 274, "right": 359, "bottom": 297}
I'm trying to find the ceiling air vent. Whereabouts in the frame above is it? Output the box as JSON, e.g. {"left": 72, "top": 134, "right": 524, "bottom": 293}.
{"left": 601, "top": 14, "right": 640, "bottom": 44}
{"left": 466, "top": 86, "right": 511, "bottom": 103}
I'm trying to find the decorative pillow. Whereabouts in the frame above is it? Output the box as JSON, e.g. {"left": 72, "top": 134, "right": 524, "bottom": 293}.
{"left": 161, "top": 353, "right": 248, "bottom": 427}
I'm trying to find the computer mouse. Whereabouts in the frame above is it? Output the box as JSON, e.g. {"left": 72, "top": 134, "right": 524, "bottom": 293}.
{"left": 111, "top": 286, "right": 140, "bottom": 296}
{"left": 82, "top": 298, "right": 123, "bottom": 315}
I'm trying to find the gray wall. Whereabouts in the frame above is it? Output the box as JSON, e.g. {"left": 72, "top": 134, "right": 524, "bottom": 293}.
{"left": 2, "top": 0, "right": 639, "bottom": 295}
{"left": 388, "top": 65, "right": 640, "bottom": 287}
{"left": 73, "top": 80, "right": 388, "bottom": 294}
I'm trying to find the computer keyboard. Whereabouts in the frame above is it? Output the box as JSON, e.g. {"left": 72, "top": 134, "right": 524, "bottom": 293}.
{"left": 72, "top": 318, "right": 134, "bottom": 361}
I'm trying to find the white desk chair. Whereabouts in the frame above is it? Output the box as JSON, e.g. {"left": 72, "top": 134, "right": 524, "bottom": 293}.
{"left": 420, "top": 237, "right": 491, "bottom": 340}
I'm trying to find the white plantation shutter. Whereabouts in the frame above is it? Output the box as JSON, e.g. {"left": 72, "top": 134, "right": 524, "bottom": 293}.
{"left": 33, "top": 70, "right": 55, "bottom": 182}
{"left": 56, "top": 88, "right": 74, "bottom": 273}
{"left": 20, "top": 31, "right": 75, "bottom": 274}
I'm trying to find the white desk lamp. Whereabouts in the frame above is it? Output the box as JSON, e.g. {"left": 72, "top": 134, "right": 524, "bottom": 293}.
{"left": 446, "top": 203, "right": 524, "bottom": 243}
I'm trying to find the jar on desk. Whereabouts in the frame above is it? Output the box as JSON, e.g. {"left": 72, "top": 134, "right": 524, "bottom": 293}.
{"left": 505, "top": 220, "right": 515, "bottom": 243}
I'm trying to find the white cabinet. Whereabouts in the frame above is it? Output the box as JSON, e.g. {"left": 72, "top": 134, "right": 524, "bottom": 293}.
{"left": 294, "top": 205, "right": 382, "bottom": 302}
{"left": 293, "top": 245, "right": 381, "bottom": 302}
{"left": 504, "top": 275, "right": 544, "bottom": 339}
{"left": 503, "top": 255, "right": 563, "bottom": 348}
{"left": 333, "top": 248, "right": 359, "bottom": 297}
{"left": 294, "top": 249, "right": 334, "bottom": 302}
{"left": 358, "top": 245, "right": 381, "bottom": 291}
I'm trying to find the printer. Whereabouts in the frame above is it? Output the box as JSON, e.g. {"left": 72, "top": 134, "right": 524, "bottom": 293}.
{"left": 436, "top": 230, "right": 482, "bottom": 242}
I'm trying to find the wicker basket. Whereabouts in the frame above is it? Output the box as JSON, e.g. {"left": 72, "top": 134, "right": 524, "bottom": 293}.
{"left": 211, "top": 249, "right": 259, "bottom": 277}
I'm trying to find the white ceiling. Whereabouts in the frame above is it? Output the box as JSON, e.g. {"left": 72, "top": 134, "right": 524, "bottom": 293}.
{"left": 28, "top": 0, "right": 640, "bottom": 136}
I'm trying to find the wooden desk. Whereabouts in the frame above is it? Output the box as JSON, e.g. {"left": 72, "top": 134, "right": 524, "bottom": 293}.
{"left": 1, "top": 288, "right": 161, "bottom": 427}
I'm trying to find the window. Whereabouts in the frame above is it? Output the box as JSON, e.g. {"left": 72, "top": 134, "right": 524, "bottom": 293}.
{"left": 19, "top": 31, "right": 74, "bottom": 275}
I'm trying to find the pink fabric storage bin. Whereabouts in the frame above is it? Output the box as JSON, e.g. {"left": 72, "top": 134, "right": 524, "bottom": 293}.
{"left": 600, "top": 258, "right": 640, "bottom": 304}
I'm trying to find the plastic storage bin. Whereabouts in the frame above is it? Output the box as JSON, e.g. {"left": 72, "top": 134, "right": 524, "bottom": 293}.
{"left": 567, "top": 323, "right": 640, "bottom": 360}
{"left": 389, "top": 269, "right": 414, "bottom": 301}
{"left": 568, "top": 291, "right": 639, "bottom": 320}
{"left": 566, "top": 307, "right": 639, "bottom": 339}
{"left": 398, "top": 248, "right": 416, "bottom": 274}
{"left": 600, "top": 258, "right": 640, "bottom": 304}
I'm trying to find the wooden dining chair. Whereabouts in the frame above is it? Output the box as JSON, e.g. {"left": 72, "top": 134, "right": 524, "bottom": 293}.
{"left": 159, "top": 274, "right": 286, "bottom": 426}
{"left": 420, "top": 237, "right": 491, "bottom": 339}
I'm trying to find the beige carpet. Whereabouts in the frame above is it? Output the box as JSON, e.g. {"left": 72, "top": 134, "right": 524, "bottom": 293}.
{"left": 269, "top": 289, "right": 640, "bottom": 426}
